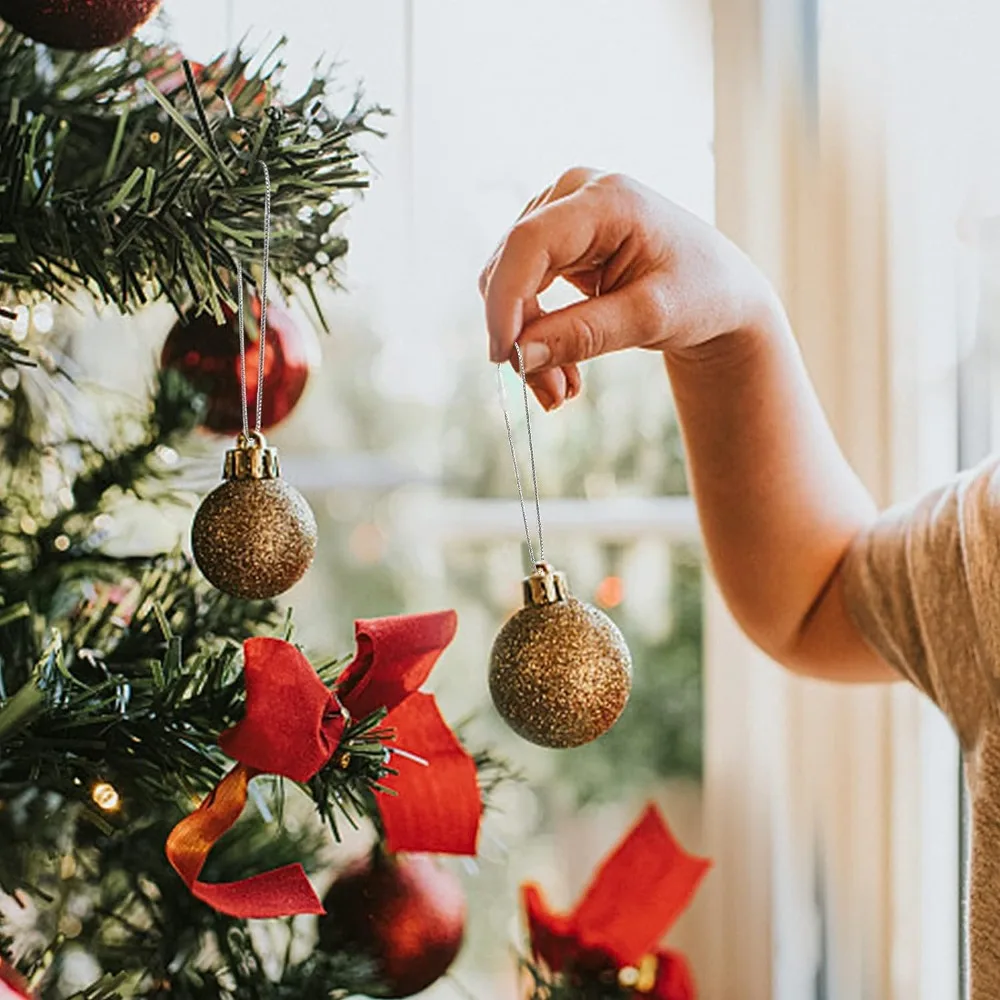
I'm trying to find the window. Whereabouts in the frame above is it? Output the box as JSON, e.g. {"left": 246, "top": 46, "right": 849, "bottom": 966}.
{"left": 81, "top": 1, "right": 983, "bottom": 995}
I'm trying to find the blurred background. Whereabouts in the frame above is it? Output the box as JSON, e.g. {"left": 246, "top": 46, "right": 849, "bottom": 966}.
{"left": 29, "top": 0, "right": 1000, "bottom": 997}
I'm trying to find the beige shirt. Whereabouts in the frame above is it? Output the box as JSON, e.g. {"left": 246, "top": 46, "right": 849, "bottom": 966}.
{"left": 843, "top": 455, "right": 1000, "bottom": 1000}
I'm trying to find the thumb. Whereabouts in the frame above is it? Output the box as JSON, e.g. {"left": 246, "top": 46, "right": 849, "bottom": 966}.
{"left": 513, "top": 288, "right": 648, "bottom": 374}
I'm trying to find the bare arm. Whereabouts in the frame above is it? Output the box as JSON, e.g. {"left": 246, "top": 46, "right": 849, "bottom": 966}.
{"left": 665, "top": 317, "right": 891, "bottom": 679}
{"left": 481, "top": 168, "right": 895, "bottom": 682}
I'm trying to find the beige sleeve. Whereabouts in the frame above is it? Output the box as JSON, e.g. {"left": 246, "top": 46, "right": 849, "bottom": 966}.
{"left": 841, "top": 460, "right": 1000, "bottom": 748}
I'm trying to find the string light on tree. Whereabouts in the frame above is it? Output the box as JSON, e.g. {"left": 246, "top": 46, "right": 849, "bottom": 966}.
{"left": 91, "top": 781, "right": 121, "bottom": 812}
{"left": 488, "top": 345, "right": 633, "bottom": 749}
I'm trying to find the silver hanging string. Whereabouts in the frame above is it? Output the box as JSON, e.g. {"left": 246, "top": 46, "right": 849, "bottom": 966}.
{"left": 497, "top": 341, "right": 544, "bottom": 566}
{"left": 255, "top": 161, "right": 271, "bottom": 433}
{"left": 235, "top": 257, "right": 249, "bottom": 439}
{"left": 234, "top": 161, "right": 272, "bottom": 437}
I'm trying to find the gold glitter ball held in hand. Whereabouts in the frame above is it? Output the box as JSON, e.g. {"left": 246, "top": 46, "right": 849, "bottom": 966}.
{"left": 192, "top": 432, "right": 317, "bottom": 600}
{"left": 489, "top": 562, "right": 632, "bottom": 748}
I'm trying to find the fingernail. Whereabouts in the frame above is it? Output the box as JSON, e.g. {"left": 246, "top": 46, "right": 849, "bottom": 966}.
{"left": 521, "top": 341, "right": 551, "bottom": 373}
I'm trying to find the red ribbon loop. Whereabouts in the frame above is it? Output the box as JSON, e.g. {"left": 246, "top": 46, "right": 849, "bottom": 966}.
{"left": 337, "top": 611, "right": 458, "bottom": 720}
{"left": 166, "top": 612, "right": 481, "bottom": 919}
{"left": 523, "top": 805, "right": 711, "bottom": 999}
{"left": 165, "top": 762, "right": 325, "bottom": 917}
{"left": 220, "top": 637, "right": 347, "bottom": 782}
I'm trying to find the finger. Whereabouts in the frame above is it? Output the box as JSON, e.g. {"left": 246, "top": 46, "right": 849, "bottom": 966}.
{"left": 479, "top": 168, "right": 601, "bottom": 298}
{"left": 514, "top": 297, "right": 558, "bottom": 408}
{"left": 549, "top": 166, "right": 602, "bottom": 199}
{"left": 525, "top": 367, "right": 567, "bottom": 411}
{"left": 479, "top": 187, "right": 554, "bottom": 297}
{"left": 564, "top": 362, "right": 582, "bottom": 400}
{"left": 515, "top": 285, "right": 650, "bottom": 373}
{"left": 485, "top": 187, "right": 624, "bottom": 361}
{"left": 521, "top": 184, "right": 555, "bottom": 219}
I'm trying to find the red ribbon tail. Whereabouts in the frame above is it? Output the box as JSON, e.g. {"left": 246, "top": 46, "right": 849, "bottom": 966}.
{"left": 165, "top": 764, "right": 324, "bottom": 918}
{"left": 572, "top": 805, "right": 711, "bottom": 965}
{"left": 188, "top": 865, "right": 324, "bottom": 919}
{"left": 377, "top": 693, "right": 481, "bottom": 855}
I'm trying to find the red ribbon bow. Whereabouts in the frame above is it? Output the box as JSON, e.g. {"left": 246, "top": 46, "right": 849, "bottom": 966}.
{"left": 523, "top": 805, "right": 711, "bottom": 999}
{"left": 166, "top": 611, "right": 481, "bottom": 918}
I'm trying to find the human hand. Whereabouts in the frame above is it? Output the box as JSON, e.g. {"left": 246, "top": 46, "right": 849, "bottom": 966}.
{"left": 479, "top": 168, "right": 778, "bottom": 409}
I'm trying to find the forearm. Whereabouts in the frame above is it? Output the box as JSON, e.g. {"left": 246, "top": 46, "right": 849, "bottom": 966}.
{"left": 664, "top": 302, "right": 885, "bottom": 674}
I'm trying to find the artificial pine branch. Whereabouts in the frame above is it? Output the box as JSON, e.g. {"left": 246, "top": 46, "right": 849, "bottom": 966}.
{"left": 0, "top": 360, "right": 511, "bottom": 847}
{"left": 0, "top": 605, "right": 512, "bottom": 844}
{"left": 0, "top": 794, "right": 390, "bottom": 1000}
{"left": 0, "top": 307, "right": 31, "bottom": 369}
{"left": 7, "top": 369, "right": 205, "bottom": 580}
{"left": 0, "top": 366, "right": 269, "bottom": 694}
{"left": 0, "top": 26, "right": 384, "bottom": 327}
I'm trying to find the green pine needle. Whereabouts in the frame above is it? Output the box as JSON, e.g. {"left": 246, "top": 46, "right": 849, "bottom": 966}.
{"left": 0, "top": 26, "right": 385, "bottom": 328}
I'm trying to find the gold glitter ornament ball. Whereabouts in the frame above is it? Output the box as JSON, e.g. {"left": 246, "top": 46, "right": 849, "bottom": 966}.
{"left": 489, "top": 563, "right": 632, "bottom": 748}
{"left": 192, "top": 433, "right": 317, "bottom": 601}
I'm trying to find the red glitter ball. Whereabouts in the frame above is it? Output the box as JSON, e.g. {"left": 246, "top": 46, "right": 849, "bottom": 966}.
{"left": 0, "top": 0, "right": 161, "bottom": 50}
{"left": 161, "top": 298, "right": 317, "bottom": 436}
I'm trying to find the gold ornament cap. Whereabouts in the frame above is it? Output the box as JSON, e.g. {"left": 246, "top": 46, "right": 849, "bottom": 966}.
{"left": 522, "top": 562, "right": 569, "bottom": 606}
{"left": 223, "top": 431, "right": 280, "bottom": 481}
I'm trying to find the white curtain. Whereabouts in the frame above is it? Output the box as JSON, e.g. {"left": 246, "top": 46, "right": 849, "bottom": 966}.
{"left": 705, "top": 0, "right": 963, "bottom": 997}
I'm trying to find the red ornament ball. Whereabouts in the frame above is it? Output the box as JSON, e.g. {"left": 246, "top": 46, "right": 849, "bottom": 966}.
{"left": 161, "top": 298, "right": 317, "bottom": 436}
{"left": 0, "top": 957, "right": 31, "bottom": 1000}
{"left": 0, "top": 0, "right": 161, "bottom": 50}
{"left": 318, "top": 851, "right": 467, "bottom": 999}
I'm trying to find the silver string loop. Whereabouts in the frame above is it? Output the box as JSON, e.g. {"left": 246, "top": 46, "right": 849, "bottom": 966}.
{"left": 256, "top": 161, "right": 271, "bottom": 433}
{"left": 235, "top": 161, "right": 272, "bottom": 436}
{"left": 235, "top": 257, "right": 249, "bottom": 439}
{"left": 497, "top": 341, "right": 545, "bottom": 566}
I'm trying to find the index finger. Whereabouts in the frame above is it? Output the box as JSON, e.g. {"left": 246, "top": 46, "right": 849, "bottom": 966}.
{"left": 484, "top": 187, "right": 618, "bottom": 363}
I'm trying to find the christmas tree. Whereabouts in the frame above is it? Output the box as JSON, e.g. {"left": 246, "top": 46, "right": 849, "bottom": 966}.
{"left": 0, "top": 12, "right": 511, "bottom": 999}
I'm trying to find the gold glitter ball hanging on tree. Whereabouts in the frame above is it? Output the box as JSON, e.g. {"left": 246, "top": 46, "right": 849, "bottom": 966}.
{"left": 191, "top": 431, "right": 317, "bottom": 601}
{"left": 489, "top": 562, "right": 632, "bottom": 749}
